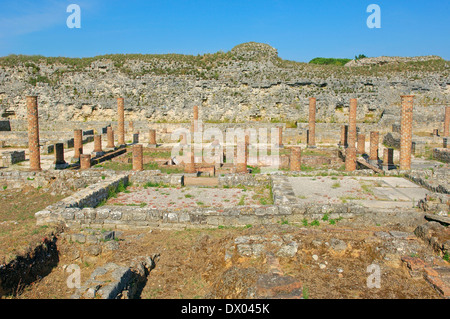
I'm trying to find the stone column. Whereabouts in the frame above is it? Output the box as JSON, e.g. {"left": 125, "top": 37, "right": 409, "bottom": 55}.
{"left": 106, "top": 126, "right": 115, "bottom": 149}
{"left": 26, "top": 96, "right": 41, "bottom": 171}
{"left": 74, "top": 129, "right": 83, "bottom": 160}
{"left": 348, "top": 98, "right": 357, "bottom": 148}
{"left": 357, "top": 133, "right": 365, "bottom": 155}
{"left": 117, "top": 97, "right": 125, "bottom": 146}
{"left": 132, "top": 144, "right": 143, "bottom": 171}
{"left": 444, "top": 106, "right": 450, "bottom": 137}
{"left": 185, "top": 150, "right": 196, "bottom": 174}
{"left": 80, "top": 154, "right": 91, "bottom": 170}
{"left": 340, "top": 125, "right": 348, "bottom": 147}
{"left": 236, "top": 142, "right": 248, "bottom": 173}
{"left": 133, "top": 132, "right": 139, "bottom": 144}
{"left": 148, "top": 129, "right": 156, "bottom": 147}
{"left": 54, "top": 143, "right": 68, "bottom": 169}
{"left": 400, "top": 95, "right": 414, "bottom": 170}
{"left": 290, "top": 147, "right": 302, "bottom": 171}
{"left": 345, "top": 147, "right": 356, "bottom": 172}
{"left": 369, "top": 131, "right": 379, "bottom": 161}
{"left": 383, "top": 148, "right": 394, "bottom": 169}
{"left": 308, "top": 97, "right": 316, "bottom": 147}
{"left": 443, "top": 137, "right": 448, "bottom": 149}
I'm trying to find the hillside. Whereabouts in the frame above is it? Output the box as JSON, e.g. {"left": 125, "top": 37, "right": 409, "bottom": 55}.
{"left": 0, "top": 42, "right": 449, "bottom": 125}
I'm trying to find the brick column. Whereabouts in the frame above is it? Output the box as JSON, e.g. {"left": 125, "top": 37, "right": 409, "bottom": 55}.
{"left": 357, "top": 134, "right": 365, "bottom": 155}
{"left": 93, "top": 134, "right": 103, "bottom": 153}
{"left": 369, "top": 131, "right": 379, "bottom": 161}
{"left": 117, "top": 97, "right": 125, "bottom": 146}
{"left": 277, "top": 126, "right": 283, "bottom": 147}
{"left": 290, "top": 147, "right": 302, "bottom": 171}
{"left": 80, "top": 154, "right": 91, "bottom": 170}
{"left": 74, "top": 129, "right": 83, "bottom": 160}
{"left": 444, "top": 106, "right": 450, "bottom": 137}
{"left": 236, "top": 142, "right": 248, "bottom": 173}
{"left": 106, "top": 126, "right": 115, "bottom": 149}
{"left": 308, "top": 97, "right": 316, "bottom": 147}
{"left": 400, "top": 95, "right": 414, "bottom": 170}
{"left": 348, "top": 98, "right": 357, "bottom": 148}
{"left": 185, "top": 150, "right": 196, "bottom": 173}
{"left": 383, "top": 148, "right": 394, "bottom": 168}
{"left": 345, "top": 147, "right": 356, "bottom": 171}
{"left": 340, "top": 125, "right": 348, "bottom": 147}
{"left": 132, "top": 144, "right": 143, "bottom": 171}
{"left": 148, "top": 129, "right": 156, "bottom": 146}
{"left": 193, "top": 105, "right": 199, "bottom": 121}
{"left": 26, "top": 96, "right": 41, "bottom": 171}
{"left": 180, "top": 132, "right": 187, "bottom": 145}
{"left": 129, "top": 121, "right": 134, "bottom": 134}
{"left": 193, "top": 105, "right": 199, "bottom": 133}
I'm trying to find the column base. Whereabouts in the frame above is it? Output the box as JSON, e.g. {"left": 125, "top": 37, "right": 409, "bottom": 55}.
{"left": 382, "top": 164, "right": 397, "bottom": 171}
{"left": 147, "top": 144, "right": 157, "bottom": 148}
{"left": 368, "top": 159, "right": 382, "bottom": 168}
{"left": 54, "top": 162, "right": 69, "bottom": 170}
{"left": 307, "top": 145, "right": 317, "bottom": 149}
{"left": 91, "top": 151, "right": 105, "bottom": 158}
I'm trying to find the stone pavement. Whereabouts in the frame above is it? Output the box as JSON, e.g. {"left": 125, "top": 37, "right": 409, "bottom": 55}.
{"left": 287, "top": 176, "right": 429, "bottom": 209}
{"left": 107, "top": 186, "right": 262, "bottom": 210}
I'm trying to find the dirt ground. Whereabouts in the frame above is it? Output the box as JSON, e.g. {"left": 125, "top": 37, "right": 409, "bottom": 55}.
{"left": 12, "top": 220, "right": 445, "bottom": 299}
{"left": 0, "top": 187, "right": 65, "bottom": 264}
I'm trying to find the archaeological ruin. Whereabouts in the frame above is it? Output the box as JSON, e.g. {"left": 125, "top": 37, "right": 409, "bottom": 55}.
{"left": 0, "top": 43, "right": 448, "bottom": 300}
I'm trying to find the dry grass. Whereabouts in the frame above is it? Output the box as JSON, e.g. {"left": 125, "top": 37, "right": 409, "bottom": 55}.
{"left": 0, "top": 186, "right": 65, "bottom": 264}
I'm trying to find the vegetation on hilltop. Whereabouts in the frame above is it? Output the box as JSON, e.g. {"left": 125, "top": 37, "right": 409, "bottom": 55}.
{"left": 0, "top": 42, "right": 447, "bottom": 86}
{"left": 309, "top": 57, "right": 352, "bottom": 66}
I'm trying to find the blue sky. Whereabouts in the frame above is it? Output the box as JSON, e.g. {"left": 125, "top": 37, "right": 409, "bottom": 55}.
{"left": 0, "top": 0, "right": 449, "bottom": 62}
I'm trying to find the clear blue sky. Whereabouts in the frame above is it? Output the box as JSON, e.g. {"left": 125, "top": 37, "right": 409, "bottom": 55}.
{"left": 0, "top": 0, "right": 449, "bottom": 62}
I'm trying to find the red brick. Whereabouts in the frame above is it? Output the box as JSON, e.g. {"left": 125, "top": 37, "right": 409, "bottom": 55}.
{"left": 26, "top": 96, "right": 41, "bottom": 171}
{"left": 348, "top": 98, "right": 357, "bottom": 148}
{"left": 117, "top": 97, "right": 125, "bottom": 145}
{"left": 400, "top": 95, "right": 414, "bottom": 170}
{"left": 132, "top": 144, "right": 143, "bottom": 171}
{"left": 290, "top": 147, "right": 301, "bottom": 171}
{"left": 308, "top": 97, "right": 316, "bottom": 147}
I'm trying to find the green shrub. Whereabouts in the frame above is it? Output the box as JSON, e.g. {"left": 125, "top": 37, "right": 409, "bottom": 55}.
{"left": 309, "top": 57, "right": 351, "bottom": 66}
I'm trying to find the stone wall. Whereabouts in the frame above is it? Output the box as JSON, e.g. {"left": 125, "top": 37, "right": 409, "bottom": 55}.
{"left": 433, "top": 148, "right": 450, "bottom": 163}
{"left": 36, "top": 201, "right": 367, "bottom": 230}
{"left": 128, "top": 170, "right": 184, "bottom": 186}
{"left": 0, "top": 151, "right": 25, "bottom": 167}
{"left": 0, "top": 169, "right": 121, "bottom": 195}
{"left": 34, "top": 170, "right": 400, "bottom": 230}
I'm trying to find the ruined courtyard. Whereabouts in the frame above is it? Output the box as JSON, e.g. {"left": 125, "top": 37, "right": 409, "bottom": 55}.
{"left": 0, "top": 49, "right": 449, "bottom": 300}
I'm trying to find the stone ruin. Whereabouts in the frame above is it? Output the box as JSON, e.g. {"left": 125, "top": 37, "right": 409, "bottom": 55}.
{"left": 0, "top": 92, "right": 449, "bottom": 300}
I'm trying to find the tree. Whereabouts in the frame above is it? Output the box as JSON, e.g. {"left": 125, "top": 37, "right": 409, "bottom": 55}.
{"left": 355, "top": 54, "right": 367, "bottom": 60}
